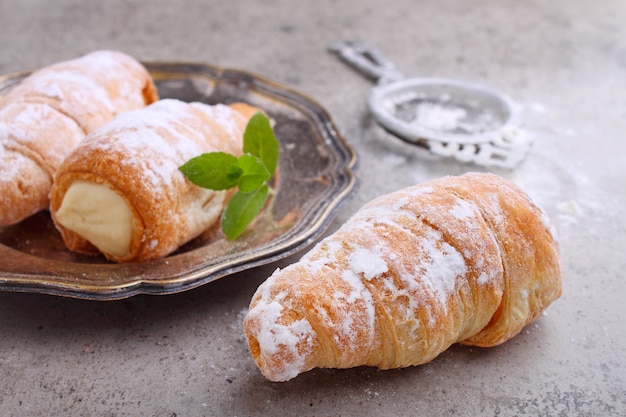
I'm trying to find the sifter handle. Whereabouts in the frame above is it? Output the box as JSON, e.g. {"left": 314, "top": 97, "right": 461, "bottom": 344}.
{"left": 329, "top": 40, "right": 405, "bottom": 84}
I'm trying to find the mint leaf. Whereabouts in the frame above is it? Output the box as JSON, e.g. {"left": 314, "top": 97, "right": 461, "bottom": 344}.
{"left": 243, "top": 112, "right": 279, "bottom": 176}
{"left": 237, "top": 154, "right": 270, "bottom": 193}
{"left": 179, "top": 111, "right": 279, "bottom": 240}
{"left": 179, "top": 152, "right": 242, "bottom": 190}
{"left": 221, "top": 184, "right": 269, "bottom": 240}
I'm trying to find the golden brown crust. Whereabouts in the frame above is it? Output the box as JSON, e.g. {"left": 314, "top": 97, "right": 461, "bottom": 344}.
{"left": 0, "top": 149, "right": 52, "bottom": 226}
{"left": 437, "top": 174, "right": 562, "bottom": 346}
{"left": 243, "top": 172, "right": 561, "bottom": 381}
{"left": 3, "top": 50, "right": 158, "bottom": 134}
{"left": 50, "top": 99, "right": 261, "bottom": 262}
{"left": 0, "top": 50, "right": 158, "bottom": 226}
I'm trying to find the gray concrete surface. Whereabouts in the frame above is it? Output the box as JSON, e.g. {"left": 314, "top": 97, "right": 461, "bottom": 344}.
{"left": 1, "top": 0, "right": 625, "bottom": 415}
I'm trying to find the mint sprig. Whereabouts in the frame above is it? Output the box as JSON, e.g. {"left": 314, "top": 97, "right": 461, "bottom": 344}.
{"left": 221, "top": 184, "right": 270, "bottom": 240}
{"left": 179, "top": 112, "right": 278, "bottom": 240}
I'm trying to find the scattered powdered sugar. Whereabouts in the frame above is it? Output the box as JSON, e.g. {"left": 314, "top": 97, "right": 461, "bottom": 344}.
{"left": 80, "top": 50, "right": 133, "bottom": 72}
{"left": 249, "top": 287, "right": 315, "bottom": 381}
{"left": 94, "top": 127, "right": 175, "bottom": 191}
{"left": 1, "top": 50, "right": 151, "bottom": 185}
{"left": 1, "top": 102, "right": 84, "bottom": 170}
{"left": 0, "top": 149, "right": 26, "bottom": 182}
{"left": 96, "top": 101, "right": 188, "bottom": 142}
{"left": 335, "top": 269, "right": 376, "bottom": 342}
{"left": 342, "top": 184, "right": 471, "bottom": 313}
{"left": 389, "top": 195, "right": 411, "bottom": 212}
{"left": 476, "top": 271, "right": 491, "bottom": 285}
{"left": 353, "top": 196, "right": 421, "bottom": 232}
{"left": 83, "top": 51, "right": 151, "bottom": 111}
{"left": 349, "top": 247, "right": 388, "bottom": 280}
{"left": 410, "top": 98, "right": 501, "bottom": 134}
{"left": 413, "top": 102, "right": 468, "bottom": 132}
{"left": 485, "top": 193, "right": 505, "bottom": 226}
{"left": 383, "top": 273, "right": 422, "bottom": 317}
{"left": 32, "top": 50, "right": 148, "bottom": 112}
{"left": 417, "top": 228, "right": 468, "bottom": 309}
{"left": 11, "top": 102, "right": 54, "bottom": 129}
{"left": 253, "top": 299, "right": 298, "bottom": 354}
{"left": 300, "top": 238, "right": 342, "bottom": 274}
{"left": 190, "top": 103, "right": 239, "bottom": 137}
{"left": 448, "top": 198, "right": 476, "bottom": 220}
{"left": 84, "top": 99, "right": 240, "bottom": 193}
{"left": 22, "top": 70, "right": 116, "bottom": 112}
{"left": 406, "top": 185, "right": 435, "bottom": 199}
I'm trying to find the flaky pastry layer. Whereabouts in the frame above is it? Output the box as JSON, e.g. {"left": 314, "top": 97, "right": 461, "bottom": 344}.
{"left": 50, "top": 99, "right": 260, "bottom": 262}
{"left": 0, "top": 50, "right": 158, "bottom": 226}
{"left": 244, "top": 173, "right": 561, "bottom": 381}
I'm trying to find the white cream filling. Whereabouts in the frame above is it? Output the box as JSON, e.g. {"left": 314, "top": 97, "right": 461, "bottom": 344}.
{"left": 186, "top": 187, "right": 225, "bottom": 233}
{"left": 55, "top": 180, "right": 133, "bottom": 258}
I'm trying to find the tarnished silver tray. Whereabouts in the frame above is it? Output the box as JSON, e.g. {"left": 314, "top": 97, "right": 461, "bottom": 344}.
{"left": 0, "top": 62, "right": 358, "bottom": 300}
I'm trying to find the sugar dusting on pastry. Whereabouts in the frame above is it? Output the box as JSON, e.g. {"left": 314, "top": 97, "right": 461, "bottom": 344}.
{"left": 1, "top": 50, "right": 157, "bottom": 227}
{"left": 246, "top": 181, "right": 475, "bottom": 379}
{"left": 19, "top": 70, "right": 116, "bottom": 111}
{"left": 418, "top": 228, "right": 468, "bottom": 309}
{"left": 245, "top": 173, "right": 561, "bottom": 381}
{"left": 448, "top": 198, "right": 477, "bottom": 220}
{"left": 50, "top": 99, "right": 257, "bottom": 262}
{"left": 349, "top": 247, "right": 388, "bottom": 280}
{"left": 348, "top": 201, "right": 468, "bottom": 313}
{"left": 335, "top": 267, "right": 376, "bottom": 342}
{"left": 1, "top": 104, "right": 77, "bottom": 171}
{"left": 74, "top": 99, "right": 246, "bottom": 195}
{"left": 248, "top": 283, "right": 316, "bottom": 382}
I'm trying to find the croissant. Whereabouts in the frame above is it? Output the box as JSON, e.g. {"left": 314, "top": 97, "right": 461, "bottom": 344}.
{"left": 0, "top": 50, "right": 158, "bottom": 226}
{"left": 243, "top": 172, "right": 561, "bottom": 381}
{"left": 50, "top": 98, "right": 260, "bottom": 263}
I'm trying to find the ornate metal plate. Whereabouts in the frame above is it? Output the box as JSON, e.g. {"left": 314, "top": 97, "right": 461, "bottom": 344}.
{"left": 0, "top": 62, "right": 358, "bottom": 300}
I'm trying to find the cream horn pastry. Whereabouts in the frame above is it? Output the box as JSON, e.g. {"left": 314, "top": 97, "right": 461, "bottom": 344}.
{"left": 243, "top": 172, "right": 562, "bottom": 382}
{"left": 50, "top": 99, "right": 261, "bottom": 263}
{"left": 0, "top": 50, "right": 158, "bottom": 226}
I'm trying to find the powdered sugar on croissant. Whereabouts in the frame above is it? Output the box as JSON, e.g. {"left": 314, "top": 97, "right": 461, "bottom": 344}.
{"left": 0, "top": 50, "right": 157, "bottom": 226}
{"left": 243, "top": 172, "right": 561, "bottom": 381}
{"left": 50, "top": 99, "right": 261, "bottom": 262}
